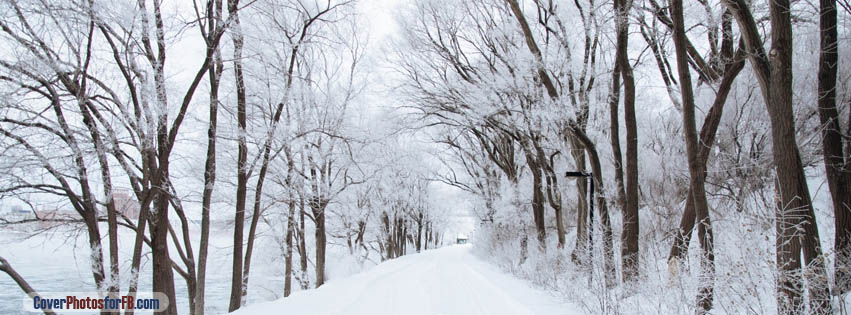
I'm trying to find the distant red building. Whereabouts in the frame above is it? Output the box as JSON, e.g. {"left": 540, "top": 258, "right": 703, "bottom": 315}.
{"left": 113, "top": 190, "right": 140, "bottom": 220}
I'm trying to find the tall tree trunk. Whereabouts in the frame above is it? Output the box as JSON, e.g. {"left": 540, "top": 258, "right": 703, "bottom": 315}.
{"left": 241, "top": 28, "right": 300, "bottom": 302}
{"left": 817, "top": 0, "right": 851, "bottom": 294}
{"left": 767, "top": 3, "right": 830, "bottom": 313}
{"left": 312, "top": 199, "right": 328, "bottom": 287}
{"left": 298, "top": 194, "right": 308, "bottom": 289}
{"left": 395, "top": 216, "right": 404, "bottom": 258}
{"left": 615, "top": 0, "right": 640, "bottom": 283}
{"left": 124, "top": 184, "right": 152, "bottom": 315}
{"left": 80, "top": 210, "right": 106, "bottom": 289}
{"left": 670, "top": 0, "right": 716, "bottom": 310}
{"left": 241, "top": 147, "right": 273, "bottom": 301}
{"left": 44, "top": 86, "right": 108, "bottom": 296}
{"left": 152, "top": 157, "right": 177, "bottom": 315}
{"left": 284, "top": 195, "right": 295, "bottom": 296}
{"left": 383, "top": 212, "right": 393, "bottom": 260}
{"left": 98, "top": 123, "right": 120, "bottom": 315}
{"left": 721, "top": 0, "right": 831, "bottom": 312}
{"left": 537, "top": 142, "right": 565, "bottom": 248}
{"left": 228, "top": 0, "right": 248, "bottom": 309}
{"left": 74, "top": 13, "right": 122, "bottom": 311}
{"left": 150, "top": 6, "right": 178, "bottom": 309}
{"left": 284, "top": 154, "right": 296, "bottom": 297}
{"left": 416, "top": 213, "right": 423, "bottom": 252}
{"left": 196, "top": 3, "right": 222, "bottom": 313}
{"left": 78, "top": 88, "right": 120, "bottom": 308}
{"left": 424, "top": 222, "right": 431, "bottom": 250}
{"left": 607, "top": 54, "right": 627, "bottom": 210}
{"left": 74, "top": 52, "right": 121, "bottom": 307}
{"left": 403, "top": 224, "right": 409, "bottom": 255}
{"left": 523, "top": 143, "right": 548, "bottom": 249}
{"left": 668, "top": 47, "right": 745, "bottom": 264}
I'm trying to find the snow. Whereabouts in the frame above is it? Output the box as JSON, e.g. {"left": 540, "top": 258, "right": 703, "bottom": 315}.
{"left": 231, "top": 245, "right": 582, "bottom": 315}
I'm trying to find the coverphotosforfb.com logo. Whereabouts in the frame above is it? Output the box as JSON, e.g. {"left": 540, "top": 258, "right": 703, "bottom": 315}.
{"left": 22, "top": 292, "right": 169, "bottom": 313}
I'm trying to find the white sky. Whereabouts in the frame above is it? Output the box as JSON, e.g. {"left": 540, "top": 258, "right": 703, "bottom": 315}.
{"left": 359, "top": 0, "right": 400, "bottom": 43}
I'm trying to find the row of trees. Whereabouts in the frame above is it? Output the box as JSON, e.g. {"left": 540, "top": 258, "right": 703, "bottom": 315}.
{"left": 394, "top": 0, "right": 850, "bottom": 313}
{"left": 0, "top": 0, "right": 451, "bottom": 314}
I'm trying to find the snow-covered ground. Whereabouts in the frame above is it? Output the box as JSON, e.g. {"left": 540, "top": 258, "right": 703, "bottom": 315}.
{"left": 233, "top": 244, "right": 582, "bottom": 315}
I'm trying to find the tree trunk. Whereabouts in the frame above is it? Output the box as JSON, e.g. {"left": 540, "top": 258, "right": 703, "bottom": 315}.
{"left": 396, "top": 216, "right": 404, "bottom": 257}
{"left": 196, "top": 3, "right": 222, "bottom": 312}
{"left": 403, "top": 224, "right": 409, "bottom": 255}
{"left": 416, "top": 213, "right": 423, "bottom": 252}
{"left": 817, "top": 0, "right": 851, "bottom": 294}
{"left": 537, "top": 141, "right": 565, "bottom": 248}
{"left": 228, "top": 0, "right": 248, "bottom": 310}
{"left": 424, "top": 222, "right": 431, "bottom": 250}
{"left": 312, "top": 199, "right": 328, "bottom": 288}
{"left": 614, "top": 0, "right": 640, "bottom": 283}
{"left": 298, "top": 196, "right": 308, "bottom": 289}
{"left": 83, "top": 124, "right": 120, "bottom": 310}
{"left": 151, "top": 22, "right": 178, "bottom": 313}
{"left": 241, "top": 19, "right": 301, "bottom": 301}
{"left": 241, "top": 145, "right": 273, "bottom": 302}
{"left": 152, "top": 163, "right": 178, "bottom": 315}
{"left": 607, "top": 52, "right": 627, "bottom": 211}
{"left": 767, "top": 3, "right": 830, "bottom": 313}
{"left": 124, "top": 183, "right": 153, "bottom": 315}
{"left": 284, "top": 193, "right": 295, "bottom": 297}
{"left": 722, "top": 0, "right": 831, "bottom": 311}
{"left": 668, "top": 47, "right": 745, "bottom": 264}
{"left": 670, "top": 0, "right": 716, "bottom": 310}
{"left": 77, "top": 90, "right": 120, "bottom": 311}
{"left": 523, "top": 144, "right": 548, "bottom": 249}
{"left": 383, "top": 212, "right": 393, "bottom": 260}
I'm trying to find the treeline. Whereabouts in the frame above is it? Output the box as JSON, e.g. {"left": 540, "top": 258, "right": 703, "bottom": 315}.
{"left": 392, "top": 0, "right": 851, "bottom": 314}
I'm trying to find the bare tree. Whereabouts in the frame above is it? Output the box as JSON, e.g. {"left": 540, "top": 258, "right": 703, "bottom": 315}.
{"left": 611, "top": 0, "right": 640, "bottom": 283}
{"left": 227, "top": 0, "right": 249, "bottom": 310}
{"left": 721, "top": 0, "right": 831, "bottom": 312}
{"left": 195, "top": 0, "right": 225, "bottom": 313}
{"left": 0, "top": 0, "right": 119, "bottom": 301}
{"left": 640, "top": 0, "right": 747, "bottom": 270}
{"left": 669, "top": 0, "right": 716, "bottom": 310}
{"left": 816, "top": 0, "right": 851, "bottom": 294}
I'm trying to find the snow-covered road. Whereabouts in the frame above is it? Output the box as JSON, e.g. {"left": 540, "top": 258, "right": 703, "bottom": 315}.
{"left": 232, "top": 245, "right": 583, "bottom": 315}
